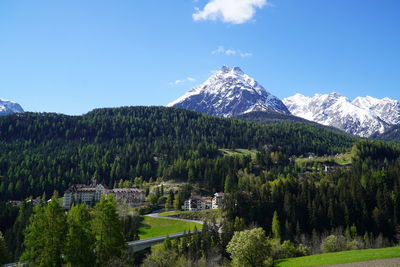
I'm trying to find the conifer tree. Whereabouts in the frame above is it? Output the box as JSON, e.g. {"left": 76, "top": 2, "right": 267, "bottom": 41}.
{"left": 64, "top": 204, "right": 95, "bottom": 267}
{"left": 92, "top": 195, "right": 126, "bottom": 265}
{"left": 0, "top": 231, "right": 9, "bottom": 265}
{"left": 272, "top": 210, "right": 281, "bottom": 241}
{"left": 21, "top": 193, "right": 66, "bottom": 267}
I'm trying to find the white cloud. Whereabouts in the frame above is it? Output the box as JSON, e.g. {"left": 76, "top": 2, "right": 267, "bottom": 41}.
{"left": 169, "top": 77, "right": 197, "bottom": 86}
{"left": 212, "top": 46, "right": 252, "bottom": 58}
{"left": 239, "top": 52, "right": 252, "bottom": 58}
{"left": 193, "top": 0, "right": 267, "bottom": 24}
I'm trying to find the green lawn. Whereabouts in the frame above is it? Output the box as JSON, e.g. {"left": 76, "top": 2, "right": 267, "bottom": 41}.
{"left": 219, "top": 148, "right": 257, "bottom": 158}
{"left": 275, "top": 246, "right": 400, "bottom": 267}
{"left": 138, "top": 216, "right": 202, "bottom": 239}
{"left": 295, "top": 153, "right": 352, "bottom": 167}
{"left": 159, "top": 209, "right": 221, "bottom": 221}
{"left": 158, "top": 211, "right": 181, "bottom": 217}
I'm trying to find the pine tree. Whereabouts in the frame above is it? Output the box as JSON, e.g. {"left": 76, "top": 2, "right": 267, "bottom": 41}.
{"left": 173, "top": 193, "right": 182, "bottom": 210}
{"left": 272, "top": 210, "right": 281, "bottom": 241}
{"left": 64, "top": 204, "right": 95, "bottom": 267}
{"left": 21, "top": 193, "right": 66, "bottom": 267}
{"left": 224, "top": 174, "right": 234, "bottom": 193}
{"left": 0, "top": 231, "right": 9, "bottom": 265}
{"left": 92, "top": 195, "right": 126, "bottom": 265}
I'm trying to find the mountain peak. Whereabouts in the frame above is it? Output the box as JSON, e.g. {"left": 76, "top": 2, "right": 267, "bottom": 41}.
{"left": 0, "top": 98, "right": 24, "bottom": 116}
{"left": 220, "top": 66, "right": 243, "bottom": 74}
{"left": 167, "top": 66, "right": 290, "bottom": 117}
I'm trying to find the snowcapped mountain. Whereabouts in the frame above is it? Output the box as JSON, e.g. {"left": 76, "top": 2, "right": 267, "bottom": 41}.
{"left": 167, "top": 66, "right": 290, "bottom": 117}
{"left": 283, "top": 93, "right": 398, "bottom": 137}
{"left": 0, "top": 99, "right": 24, "bottom": 116}
{"left": 352, "top": 96, "right": 400, "bottom": 125}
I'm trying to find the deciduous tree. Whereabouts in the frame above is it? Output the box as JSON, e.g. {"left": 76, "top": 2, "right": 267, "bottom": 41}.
{"left": 226, "top": 228, "right": 273, "bottom": 267}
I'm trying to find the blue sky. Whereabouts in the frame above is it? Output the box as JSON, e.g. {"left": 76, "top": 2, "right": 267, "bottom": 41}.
{"left": 0, "top": 0, "right": 399, "bottom": 115}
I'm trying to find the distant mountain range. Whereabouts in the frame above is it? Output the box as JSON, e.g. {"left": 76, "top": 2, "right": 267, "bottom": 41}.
{"left": 168, "top": 66, "right": 399, "bottom": 138}
{"left": 283, "top": 93, "right": 400, "bottom": 137}
{"left": 0, "top": 99, "right": 24, "bottom": 116}
{"left": 3, "top": 67, "right": 399, "bottom": 139}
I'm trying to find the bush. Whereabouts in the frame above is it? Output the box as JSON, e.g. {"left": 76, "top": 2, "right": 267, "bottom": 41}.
{"left": 345, "top": 238, "right": 364, "bottom": 250}
{"left": 133, "top": 205, "right": 154, "bottom": 215}
{"left": 273, "top": 240, "right": 309, "bottom": 259}
{"left": 321, "top": 235, "right": 346, "bottom": 253}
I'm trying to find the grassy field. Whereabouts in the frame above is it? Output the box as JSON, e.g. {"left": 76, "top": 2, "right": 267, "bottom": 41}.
{"left": 138, "top": 216, "right": 202, "bottom": 239}
{"left": 295, "top": 152, "right": 352, "bottom": 167}
{"left": 159, "top": 209, "right": 221, "bottom": 221}
{"left": 219, "top": 148, "right": 258, "bottom": 158}
{"left": 275, "top": 246, "right": 400, "bottom": 267}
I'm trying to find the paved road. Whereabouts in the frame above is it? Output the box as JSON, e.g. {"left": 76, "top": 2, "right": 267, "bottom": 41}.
{"left": 127, "top": 229, "right": 201, "bottom": 246}
{"left": 126, "top": 210, "right": 204, "bottom": 252}
{"left": 325, "top": 257, "right": 400, "bottom": 267}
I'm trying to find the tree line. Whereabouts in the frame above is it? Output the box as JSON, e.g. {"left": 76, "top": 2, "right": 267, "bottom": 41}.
{"left": 0, "top": 106, "right": 355, "bottom": 201}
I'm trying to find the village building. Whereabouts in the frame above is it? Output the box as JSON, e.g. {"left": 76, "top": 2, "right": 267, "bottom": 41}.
{"left": 182, "top": 194, "right": 210, "bottom": 211}
{"left": 63, "top": 183, "right": 107, "bottom": 208}
{"left": 111, "top": 188, "right": 145, "bottom": 205}
{"left": 63, "top": 182, "right": 145, "bottom": 209}
{"left": 212, "top": 192, "right": 225, "bottom": 209}
{"left": 182, "top": 194, "right": 218, "bottom": 211}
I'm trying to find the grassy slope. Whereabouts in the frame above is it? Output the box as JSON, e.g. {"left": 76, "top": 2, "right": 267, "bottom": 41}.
{"left": 138, "top": 216, "right": 202, "bottom": 239}
{"left": 219, "top": 148, "right": 258, "bottom": 158}
{"left": 158, "top": 209, "right": 221, "bottom": 221}
{"left": 295, "top": 153, "right": 352, "bottom": 166}
{"left": 275, "top": 246, "right": 400, "bottom": 267}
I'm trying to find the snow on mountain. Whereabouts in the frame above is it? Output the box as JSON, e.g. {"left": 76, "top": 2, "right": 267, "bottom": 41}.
{"left": 283, "top": 93, "right": 395, "bottom": 137}
{"left": 0, "top": 99, "right": 24, "bottom": 116}
{"left": 167, "top": 66, "right": 290, "bottom": 117}
{"left": 352, "top": 96, "right": 400, "bottom": 125}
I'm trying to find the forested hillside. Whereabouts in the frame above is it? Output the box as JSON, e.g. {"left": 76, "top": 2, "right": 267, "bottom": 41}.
{"left": 0, "top": 106, "right": 356, "bottom": 200}
{"left": 224, "top": 140, "right": 400, "bottom": 247}
{"left": 373, "top": 124, "right": 400, "bottom": 141}
{"left": 236, "top": 110, "right": 347, "bottom": 134}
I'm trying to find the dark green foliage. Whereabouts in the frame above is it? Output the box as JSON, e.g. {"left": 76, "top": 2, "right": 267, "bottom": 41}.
{"left": 21, "top": 194, "right": 66, "bottom": 267}
{"left": 373, "top": 124, "right": 400, "bottom": 141}
{"left": 236, "top": 110, "right": 330, "bottom": 128}
{"left": 0, "top": 231, "right": 9, "bottom": 265}
{"left": 224, "top": 140, "right": 400, "bottom": 243}
{"left": 3, "top": 202, "right": 34, "bottom": 261}
{"left": 92, "top": 195, "right": 126, "bottom": 265}
{"left": 0, "top": 106, "right": 355, "bottom": 201}
{"left": 64, "top": 204, "right": 96, "bottom": 267}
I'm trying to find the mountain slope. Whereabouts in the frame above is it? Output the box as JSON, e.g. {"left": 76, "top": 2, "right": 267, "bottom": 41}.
{"left": 0, "top": 99, "right": 24, "bottom": 116}
{"left": 235, "top": 110, "right": 347, "bottom": 134}
{"left": 352, "top": 96, "right": 400, "bottom": 125}
{"left": 283, "top": 93, "right": 392, "bottom": 137}
{"left": 0, "top": 106, "right": 356, "bottom": 200}
{"left": 167, "top": 66, "right": 289, "bottom": 117}
{"left": 373, "top": 125, "right": 400, "bottom": 141}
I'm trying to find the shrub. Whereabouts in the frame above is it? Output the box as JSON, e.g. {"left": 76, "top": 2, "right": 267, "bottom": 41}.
{"left": 273, "top": 240, "right": 309, "bottom": 259}
{"left": 321, "top": 235, "right": 346, "bottom": 253}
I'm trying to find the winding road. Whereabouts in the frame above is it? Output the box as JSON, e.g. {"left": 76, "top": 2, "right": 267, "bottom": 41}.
{"left": 127, "top": 210, "right": 204, "bottom": 252}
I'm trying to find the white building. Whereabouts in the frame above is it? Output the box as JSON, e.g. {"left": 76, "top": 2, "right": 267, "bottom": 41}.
{"left": 182, "top": 194, "right": 210, "bottom": 211}
{"left": 63, "top": 183, "right": 145, "bottom": 209}
{"left": 63, "top": 183, "right": 107, "bottom": 209}
{"left": 212, "top": 192, "right": 225, "bottom": 209}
